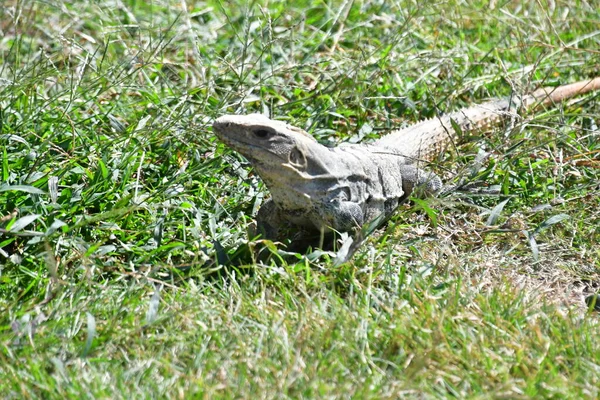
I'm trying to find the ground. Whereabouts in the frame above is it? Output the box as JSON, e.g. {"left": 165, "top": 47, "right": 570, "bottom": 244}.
{"left": 1, "top": 0, "right": 599, "bottom": 398}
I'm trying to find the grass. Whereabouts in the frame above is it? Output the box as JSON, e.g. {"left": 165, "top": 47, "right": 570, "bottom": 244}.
{"left": 1, "top": 0, "right": 600, "bottom": 397}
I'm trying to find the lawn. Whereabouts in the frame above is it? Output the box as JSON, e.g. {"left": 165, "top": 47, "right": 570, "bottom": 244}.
{"left": 1, "top": 0, "right": 599, "bottom": 398}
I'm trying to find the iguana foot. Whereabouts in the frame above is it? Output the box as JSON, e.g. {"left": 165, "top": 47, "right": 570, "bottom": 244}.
{"left": 398, "top": 165, "right": 442, "bottom": 201}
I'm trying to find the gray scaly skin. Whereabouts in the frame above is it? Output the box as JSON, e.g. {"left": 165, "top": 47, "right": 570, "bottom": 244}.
{"left": 213, "top": 78, "right": 600, "bottom": 240}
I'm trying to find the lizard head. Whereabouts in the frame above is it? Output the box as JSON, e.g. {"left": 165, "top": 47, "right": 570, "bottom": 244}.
{"left": 212, "top": 114, "right": 323, "bottom": 177}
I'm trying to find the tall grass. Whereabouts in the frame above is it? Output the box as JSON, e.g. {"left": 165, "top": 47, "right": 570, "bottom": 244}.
{"left": 1, "top": 0, "right": 599, "bottom": 397}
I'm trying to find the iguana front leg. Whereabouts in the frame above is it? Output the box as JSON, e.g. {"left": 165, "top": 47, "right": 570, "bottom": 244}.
{"left": 256, "top": 197, "right": 364, "bottom": 240}
{"left": 256, "top": 198, "right": 286, "bottom": 239}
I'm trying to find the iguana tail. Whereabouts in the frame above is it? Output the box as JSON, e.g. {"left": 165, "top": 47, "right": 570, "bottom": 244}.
{"left": 375, "top": 77, "right": 600, "bottom": 162}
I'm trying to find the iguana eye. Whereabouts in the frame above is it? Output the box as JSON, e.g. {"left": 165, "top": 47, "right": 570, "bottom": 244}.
{"left": 253, "top": 129, "right": 270, "bottom": 138}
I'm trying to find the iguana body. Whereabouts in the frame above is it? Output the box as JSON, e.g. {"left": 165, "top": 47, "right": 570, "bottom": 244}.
{"left": 213, "top": 78, "right": 600, "bottom": 239}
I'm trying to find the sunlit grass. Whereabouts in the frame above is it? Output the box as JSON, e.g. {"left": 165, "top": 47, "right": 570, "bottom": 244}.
{"left": 1, "top": 0, "right": 599, "bottom": 397}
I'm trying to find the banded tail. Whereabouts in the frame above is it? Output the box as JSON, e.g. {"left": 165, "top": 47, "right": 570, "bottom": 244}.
{"left": 375, "top": 77, "right": 600, "bottom": 161}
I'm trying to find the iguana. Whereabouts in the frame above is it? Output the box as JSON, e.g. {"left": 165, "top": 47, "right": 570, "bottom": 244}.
{"left": 213, "top": 78, "right": 600, "bottom": 241}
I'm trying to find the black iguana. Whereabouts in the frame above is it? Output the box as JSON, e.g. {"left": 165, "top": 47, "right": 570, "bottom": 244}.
{"left": 213, "top": 78, "right": 600, "bottom": 241}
